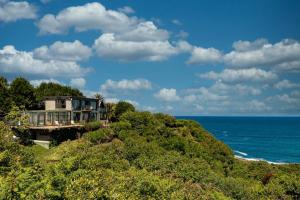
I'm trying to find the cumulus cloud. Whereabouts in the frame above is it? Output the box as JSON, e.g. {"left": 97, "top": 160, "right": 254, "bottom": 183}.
{"left": 154, "top": 88, "right": 180, "bottom": 102}
{"left": 101, "top": 79, "right": 152, "bottom": 91}
{"left": 188, "top": 38, "right": 300, "bottom": 72}
{"left": 211, "top": 81, "right": 262, "bottom": 96}
{"left": 115, "top": 21, "right": 169, "bottom": 42}
{"left": 37, "top": 2, "right": 187, "bottom": 62}
{"left": 240, "top": 100, "right": 271, "bottom": 112}
{"left": 224, "top": 39, "right": 300, "bottom": 68}
{"left": 33, "top": 40, "right": 92, "bottom": 62}
{"left": 70, "top": 78, "right": 86, "bottom": 89}
{"left": 0, "top": 45, "right": 91, "bottom": 77}
{"left": 93, "top": 33, "right": 178, "bottom": 61}
{"left": 187, "top": 47, "right": 223, "bottom": 64}
{"left": 274, "top": 79, "right": 300, "bottom": 90}
{"left": 118, "top": 6, "right": 135, "bottom": 14}
{"left": 184, "top": 86, "right": 228, "bottom": 102}
{"left": 198, "top": 68, "right": 277, "bottom": 83}
{"left": 0, "top": 1, "right": 37, "bottom": 22}
{"left": 232, "top": 38, "right": 268, "bottom": 52}
{"left": 37, "top": 2, "right": 139, "bottom": 34}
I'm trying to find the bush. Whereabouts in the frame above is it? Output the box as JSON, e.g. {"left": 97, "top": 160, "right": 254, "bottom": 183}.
{"left": 85, "top": 129, "right": 114, "bottom": 144}
{"left": 83, "top": 121, "right": 102, "bottom": 132}
{"left": 114, "top": 101, "right": 135, "bottom": 121}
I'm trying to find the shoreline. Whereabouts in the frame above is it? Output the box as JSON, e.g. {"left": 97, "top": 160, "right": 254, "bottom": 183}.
{"left": 234, "top": 155, "right": 300, "bottom": 165}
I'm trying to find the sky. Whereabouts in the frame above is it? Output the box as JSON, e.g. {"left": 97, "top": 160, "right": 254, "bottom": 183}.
{"left": 1, "top": 0, "right": 300, "bottom": 116}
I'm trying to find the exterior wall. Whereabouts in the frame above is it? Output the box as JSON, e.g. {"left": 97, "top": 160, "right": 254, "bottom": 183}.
{"left": 45, "top": 100, "right": 56, "bottom": 110}
{"left": 66, "top": 100, "right": 72, "bottom": 110}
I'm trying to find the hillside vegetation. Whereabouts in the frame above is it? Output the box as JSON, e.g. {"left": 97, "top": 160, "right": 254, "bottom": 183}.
{"left": 1, "top": 111, "right": 300, "bottom": 199}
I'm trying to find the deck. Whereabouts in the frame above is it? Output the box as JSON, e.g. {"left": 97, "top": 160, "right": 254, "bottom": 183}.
{"left": 29, "top": 124, "right": 83, "bottom": 130}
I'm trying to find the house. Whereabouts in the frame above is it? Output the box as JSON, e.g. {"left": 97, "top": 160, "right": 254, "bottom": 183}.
{"left": 27, "top": 96, "right": 107, "bottom": 127}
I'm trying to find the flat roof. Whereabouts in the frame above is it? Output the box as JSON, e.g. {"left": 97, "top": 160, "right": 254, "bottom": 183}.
{"left": 44, "top": 96, "right": 98, "bottom": 101}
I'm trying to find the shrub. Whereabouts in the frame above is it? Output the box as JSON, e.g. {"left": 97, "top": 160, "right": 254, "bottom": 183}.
{"left": 83, "top": 121, "right": 102, "bottom": 132}
{"left": 114, "top": 101, "right": 135, "bottom": 121}
{"left": 85, "top": 129, "right": 114, "bottom": 144}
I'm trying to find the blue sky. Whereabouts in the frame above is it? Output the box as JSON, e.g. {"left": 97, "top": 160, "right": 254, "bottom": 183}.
{"left": 1, "top": 0, "right": 300, "bottom": 115}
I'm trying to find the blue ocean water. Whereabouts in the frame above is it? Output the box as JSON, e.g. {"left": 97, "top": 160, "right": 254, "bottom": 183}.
{"left": 176, "top": 116, "right": 300, "bottom": 164}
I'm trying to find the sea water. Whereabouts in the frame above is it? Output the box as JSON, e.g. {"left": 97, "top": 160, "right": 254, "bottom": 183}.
{"left": 176, "top": 116, "right": 300, "bottom": 164}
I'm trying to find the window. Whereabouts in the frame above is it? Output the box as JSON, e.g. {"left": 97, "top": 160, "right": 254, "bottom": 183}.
{"left": 55, "top": 99, "right": 66, "bottom": 109}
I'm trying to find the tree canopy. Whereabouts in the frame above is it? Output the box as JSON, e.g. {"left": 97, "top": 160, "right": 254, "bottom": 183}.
{"left": 35, "top": 82, "right": 83, "bottom": 101}
{"left": 114, "top": 101, "right": 135, "bottom": 121}
{"left": 10, "top": 77, "right": 36, "bottom": 110}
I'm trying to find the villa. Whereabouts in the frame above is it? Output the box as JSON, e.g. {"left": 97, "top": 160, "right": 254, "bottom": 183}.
{"left": 27, "top": 96, "right": 107, "bottom": 127}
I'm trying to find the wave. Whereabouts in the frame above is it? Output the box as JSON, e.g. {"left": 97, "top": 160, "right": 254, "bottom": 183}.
{"left": 234, "top": 155, "right": 287, "bottom": 165}
{"left": 234, "top": 150, "right": 248, "bottom": 156}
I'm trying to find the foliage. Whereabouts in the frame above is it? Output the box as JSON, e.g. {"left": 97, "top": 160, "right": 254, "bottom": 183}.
{"left": 105, "top": 102, "right": 116, "bottom": 122}
{"left": 83, "top": 121, "right": 103, "bottom": 131}
{"left": 114, "top": 101, "right": 135, "bottom": 121}
{"left": 0, "top": 111, "right": 299, "bottom": 199}
{"left": 35, "top": 82, "right": 83, "bottom": 101}
{"left": 0, "top": 77, "right": 12, "bottom": 117}
{"left": 9, "top": 77, "right": 36, "bottom": 110}
{"left": 84, "top": 128, "right": 114, "bottom": 144}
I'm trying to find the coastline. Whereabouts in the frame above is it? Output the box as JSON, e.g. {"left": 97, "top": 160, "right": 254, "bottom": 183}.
{"left": 234, "top": 155, "right": 298, "bottom": 165}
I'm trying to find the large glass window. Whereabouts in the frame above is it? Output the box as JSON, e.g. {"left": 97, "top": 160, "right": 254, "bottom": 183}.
{"left": 72, "top": 99, "right": 81, "bottom": 110}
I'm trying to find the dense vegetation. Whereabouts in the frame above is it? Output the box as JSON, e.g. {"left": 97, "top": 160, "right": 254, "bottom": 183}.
{"left": 1, "top": 110, "right": 299, "bottom": 199}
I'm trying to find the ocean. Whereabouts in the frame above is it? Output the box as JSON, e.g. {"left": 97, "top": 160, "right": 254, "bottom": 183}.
{"left": 176, "top": 116, "right": 300, "bottom": 164}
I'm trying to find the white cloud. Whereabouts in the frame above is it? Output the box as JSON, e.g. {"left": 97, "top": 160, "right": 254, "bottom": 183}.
{"left": 240, "top": 100, "right": 271, "bottom": 112}
{"left": 187, "top": 38, "right": 300, "bottom": 72}
{"left": 0, "top": 1, "right": 37, "bottom": 22}
{"left": 154, "top": 88, "right": 180, "bottom": 102}
{"left": 115, "top": 21, "right": 169, "bottom": 42}
{"left": 70, "top": 78, "right": 86, "bottom": 89}
{"left": 224, "top": 39, "right": 300, "bottom": 69}
{"left": 232, "top": 38, "right": 268, "bottom": 52}
{"left": 34, "top": 40, "right": 92, "bottom": 61}
{"left": 184, "top": 87, "right": 228, "bottom": 102}
{"left": 30, "top": 78, "right": 61, "bottom": 87}
{"left": 101, "top": 79, "right": 152, "bottom": 91}
{"left": 210, "top": 81, "right": 262, "bottom": 96}
{"left": 0, "top": 45, "right": 91, "bottom": 77}
{"left": 274, "top": 79, "right": 300, "bottom": 90}
{"left": 118, "top": 6, "right": 135, "bottom": 14}
{"left": 37, "top": 2, "right": 139, "bottom": 35}
{"left": 188, "top": 47, "right": 222, "bottom": 64}
{"left": 93, "top": 33, "right": 178, "bottom": 61}
{"left": 199, "top": 68, "right": 277, "bottom": 83}
{"left": 37, "top": 2, "right": 184, "bottom": 62}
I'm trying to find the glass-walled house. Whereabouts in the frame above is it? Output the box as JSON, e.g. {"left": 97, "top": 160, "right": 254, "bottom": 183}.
{"left": 27, "top": 96, "right": 106, "bottom": 126}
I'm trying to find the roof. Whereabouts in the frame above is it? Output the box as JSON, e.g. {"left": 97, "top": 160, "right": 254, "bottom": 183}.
{"left": 44, "top": 96, "right": 99, "bottom": 101}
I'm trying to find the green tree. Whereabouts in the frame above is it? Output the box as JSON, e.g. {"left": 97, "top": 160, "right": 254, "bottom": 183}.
{"left": 114, "top": 101, "right": 135, "bottom": 121}
{"left": 10, "top": 77, "right": 36, "bottom": 109}
{"left": 4, "top": 105, "right": 30, "bottom": 143}
{"left": 35, "top": 82, "right": 83, "bottom": 101}
{"left": 0, "top": 77, "right": 11, "bottom": 117}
